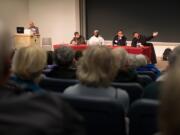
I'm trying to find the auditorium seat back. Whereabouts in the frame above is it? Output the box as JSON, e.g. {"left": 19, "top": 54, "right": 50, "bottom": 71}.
{"left": 111, "top": 82, "right": 144, "bottom": 104}
{"left": 39, "top": 77, "right": 79, "bottom": 92}
{"left": 62, "top": 95, "right": 126, "bottom": 135}
{"left": 137, "top": 71, "right": 157, "bottom": 81}
{"left": 129, "top": 99, "right": 159, "bottom": 135}
{"left": 137, "top": 75, "right": 153, "bottom": 87}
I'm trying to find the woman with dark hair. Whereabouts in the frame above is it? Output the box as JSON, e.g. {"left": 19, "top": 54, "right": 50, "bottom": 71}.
{"left": 160, "top": 55, "right": 180, "bottom": 135}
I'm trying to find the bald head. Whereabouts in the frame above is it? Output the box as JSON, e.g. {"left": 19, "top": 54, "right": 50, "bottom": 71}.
{"left": 29, "top": 21, "right": 35, "bottom": 28}
{"left": 93, "top": 30, "right": 100, "bottom": 37}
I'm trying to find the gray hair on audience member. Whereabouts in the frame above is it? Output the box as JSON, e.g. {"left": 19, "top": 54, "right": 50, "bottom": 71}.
{"left": 168, "top": 45, "right": 180, "bottom": 68}
{"left": 54, "top": 46, "right": 75, "bottom": 67}
{"left": 157, "top": 47, "right": 180, "bottom": 135}
{"left": 136, "top": 54, "right": 148, "bottom": 67}
{"left": 128, "top": 54, "right": 137, "bottom": 69}
{"left": 112, "top": 48, "right": 129, "bottom": 69}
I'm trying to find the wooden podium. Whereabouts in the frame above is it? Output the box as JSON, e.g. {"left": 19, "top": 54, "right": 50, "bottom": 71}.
{"left": 14, "top": 34, "right": 40, "bottom": 49}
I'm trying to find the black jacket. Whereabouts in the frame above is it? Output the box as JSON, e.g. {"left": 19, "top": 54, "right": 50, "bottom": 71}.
{"left": 113, "top": 35, "right": 127, "bottom": 46}
{"left": 45, "top": 66, "right": 76, "bottom": 79}
{"left": 0, "top": 83, "right": 85, "bottom": 135}
{"left": 131, "top": 35, "right": 154, "bottom": 47}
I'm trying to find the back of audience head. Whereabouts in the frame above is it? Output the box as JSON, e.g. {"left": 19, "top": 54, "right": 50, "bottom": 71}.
{"left": 12, "top": 46, "right": 47, "bottom": 82}
{"left": 0, "top": 24, "right": 11, "bottom": 85}
{"left": 112, "top": 48, "right": 129, "bottom": 70}
{"left": 128, "top": 54, "right": 137, "bottom": 69}
{"left": 54, "top": 46, "right": 75, "bottom": 68}
{"left": 168, "top": 45, "right": 180, "bottom": 69}
{"left": 77, "top": 46, "right": 118, "bottom": 88}
{"left": 136, "top": 54, "right": 148, "bottom": 67}
{"left": 160, "top": 54, "right": 180, "bottom": 135}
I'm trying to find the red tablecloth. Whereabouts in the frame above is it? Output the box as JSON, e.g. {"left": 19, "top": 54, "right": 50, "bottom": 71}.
{"left": 53, "top": 44, "right": 152, "bottom": 61}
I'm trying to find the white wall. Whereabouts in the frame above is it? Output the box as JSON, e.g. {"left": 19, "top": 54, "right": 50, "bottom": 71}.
{"left": 29, "top": 0, "right": 80, "bottom": 44}
{"left": 0, "top": 0, "right": 29, "bottom": 44}
{"left": 0, "top": 0, "right": 80, "bottom": 45}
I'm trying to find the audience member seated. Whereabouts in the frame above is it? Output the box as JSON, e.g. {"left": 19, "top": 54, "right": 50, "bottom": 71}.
{"left": 112, "top": 49, "right": 151, "bottom": 87}
{"left": 144, "top": 46, "right": 180, "bottom": 100}
{"left": 0, "top": 43, "right": 84, "bottom": 134}
{"left": 128, "top": 54, "right": 153, "bottom": 87}
{"left": 63, "top": 46, "right": 129, "bottom": 112}
{"left": 159, "top": 54, "right": 180, "bottom": 135}
{"left": 45, "top": 46, "right": 76, "bottom": 79}
{"left": 112, "top": 48, "right": 139, "bottom": 83}
{"left": 136, "top": 54, "right": 160, "bottom": 76}
{"left": 127, "top": 54, "right": 138, "bottom": 69}
{"left": 9, "top": 46, "right": 47, "bottom": 94}
{"left": 70, "top": 32, "right": 86, "bottom": 45}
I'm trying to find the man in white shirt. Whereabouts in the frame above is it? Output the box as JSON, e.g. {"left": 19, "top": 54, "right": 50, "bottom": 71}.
{"left": 88, "top": 30, "right": 105, "bottom": 46}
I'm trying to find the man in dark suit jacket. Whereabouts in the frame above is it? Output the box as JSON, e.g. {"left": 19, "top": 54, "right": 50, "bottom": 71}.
{"left": 113, "top": 30, "right": 127, "bottom": 46}
{"left": 131, "top": 32, "right": 158, "bottom": 64}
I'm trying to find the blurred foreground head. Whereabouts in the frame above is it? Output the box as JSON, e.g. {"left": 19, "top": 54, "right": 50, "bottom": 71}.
{"left": 136, "top": 54, "right": 148, "bottom": 67}
{"left": 168, "top": 45, "right": 180, "bottom": 68}
{"left": 160, "top": 46, "right": 180, "bottom": 135}
{"left": 0, "top": 21, "right": 11, "bottom": 85}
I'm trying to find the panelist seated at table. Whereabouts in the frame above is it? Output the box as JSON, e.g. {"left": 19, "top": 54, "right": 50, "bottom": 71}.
{"left": 28, "top": 21, "right": 40, "bottom": 36}
{"left": 131, "top": 32, "right": 158, "bottom": 64}
{"left": 88, "top": 30, "right": 105, "bottom": 46}
{"left": 70, "top": 32, "right": 86, "bottom": 45}
{"left": 113, "top": 30, "right": 127, "bottom": 46}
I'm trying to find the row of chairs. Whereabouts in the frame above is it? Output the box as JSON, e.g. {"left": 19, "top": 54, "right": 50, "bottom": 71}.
{"left": 40, "top": 77, "right": 159, "bottom": 135}
{"left": 40, "top": 76, "right": 144, "bottom": 104}
{"left": 137, "top": 71, "right": 157, "bottom": 81}
{"left": 62, "top": 95, "right": 159, "bottom": 135}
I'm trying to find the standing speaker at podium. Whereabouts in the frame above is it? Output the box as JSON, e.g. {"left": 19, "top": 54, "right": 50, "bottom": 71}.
{"left": 14, "top": 21, "right": 40, "bottom": 49}
{"left": 28, "top": 21, "right": 40, "bottom": 36}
